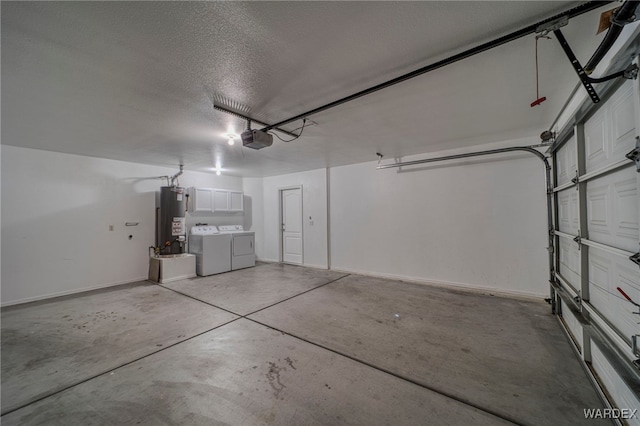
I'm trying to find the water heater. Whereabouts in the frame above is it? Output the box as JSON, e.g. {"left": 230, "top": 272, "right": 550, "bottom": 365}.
{"left": 158, "top": 186, "right": 186, "bottom": 254}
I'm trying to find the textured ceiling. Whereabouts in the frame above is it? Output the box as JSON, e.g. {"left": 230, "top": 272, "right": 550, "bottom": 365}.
{"left": 1, "top": 1, "right": 617, "bottom": 177}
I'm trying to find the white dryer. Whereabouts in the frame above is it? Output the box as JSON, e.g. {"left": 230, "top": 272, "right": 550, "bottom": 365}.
{"left": 218, "top": 225, "right": 256, "bottom": 270}
{"left": 188, "top": 226, "right": 231, "bottom": 276}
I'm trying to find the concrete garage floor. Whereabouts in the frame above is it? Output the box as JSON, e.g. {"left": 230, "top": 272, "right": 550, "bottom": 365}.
{"left": 2, "top": 263, "right": 608, "bottom": 425}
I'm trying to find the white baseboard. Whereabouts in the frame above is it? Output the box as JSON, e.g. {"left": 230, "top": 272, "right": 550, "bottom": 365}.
{"left": 257, "top": 258, "right": 328, "bottom": 271}
{"left": 1, "top": 276, "right": 149, "bottom": 308}
{"left": 2, "top": 267, "right": 545, "bottom": 307}
{"left": 302, "top": 263, "right": 329, "bottom": 270}
{"left": 329, "top": 267, "right": 545, "bottom": 301}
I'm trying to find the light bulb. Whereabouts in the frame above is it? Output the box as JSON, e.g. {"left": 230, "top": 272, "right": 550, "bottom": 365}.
{"left": 228, "top": 139, "right": 235, "bottom": 146}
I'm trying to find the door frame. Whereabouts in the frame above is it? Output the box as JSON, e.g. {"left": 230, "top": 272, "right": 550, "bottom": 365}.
{"left": 278, "top": 185, "right": 304, "bottom": 264}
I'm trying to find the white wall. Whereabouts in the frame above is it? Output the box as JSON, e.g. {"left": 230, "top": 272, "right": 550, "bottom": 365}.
{"left": 1, "top": 145, "right": 243, "bottom": 306}
{"left": 329, "top": 137, "right": 549, "bottom": 297}
{"left": 261, "top": 168, "right": 328, "bottom": 269}
{"left": 3, "top": 136, "right": 549, "bottom": 304}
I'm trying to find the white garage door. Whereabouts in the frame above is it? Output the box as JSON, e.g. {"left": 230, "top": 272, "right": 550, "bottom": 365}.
{"left": 581, "top": 80, "right": 640, "bottom": 341}
{"left": 552, "top": 77, "right": 640, "bottom": 418}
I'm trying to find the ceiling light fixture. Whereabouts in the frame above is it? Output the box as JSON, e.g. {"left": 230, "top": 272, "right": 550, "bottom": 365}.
{"left": 226, "top": 133, "right": 237, "bottom": 146}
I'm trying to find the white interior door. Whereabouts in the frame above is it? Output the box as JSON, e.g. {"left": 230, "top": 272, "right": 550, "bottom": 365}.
{"left": 282, "top": 187, "right": 303, "bottom": 264}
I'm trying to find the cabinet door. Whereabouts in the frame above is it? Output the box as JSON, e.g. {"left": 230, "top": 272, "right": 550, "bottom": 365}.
{"left": 212, "top": 189, "right": 230, "bottom": 212}
{"left": 193, "top": 188, "right": 213, "bottom": 212}
{"left": 229, "top": 191, "right": 244, "bottom": 212}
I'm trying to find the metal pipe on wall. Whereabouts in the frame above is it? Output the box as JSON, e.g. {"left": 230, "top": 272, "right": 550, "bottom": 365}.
{"left": 375, "top": 146, "right": 547, "bottom": 169}
{"left": 376, "top": 146, "right": 556, "bottom": 307}
{"left": 169, "top": 164, "right": 184, "bottom": 187}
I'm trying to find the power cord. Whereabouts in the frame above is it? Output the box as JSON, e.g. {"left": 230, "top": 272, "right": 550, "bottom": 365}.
{"left": 270, "top": 118, "right": 308, "bottom": 142}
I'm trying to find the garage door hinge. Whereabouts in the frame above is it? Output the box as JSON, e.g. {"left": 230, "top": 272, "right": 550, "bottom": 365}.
{"left": 573, "top": 292, "right": 582, "bottom": 307}
{"left": 630, "top": 252, "right": 640, "bottom": 267}
{"left": 573, "top": 232, "right": 581, "bottom": 249}
{"left": 571, "top": 171, "right": 579, "bottom": 187}
{"left": 625, "top": 137, "right": 640, "bottom": 172}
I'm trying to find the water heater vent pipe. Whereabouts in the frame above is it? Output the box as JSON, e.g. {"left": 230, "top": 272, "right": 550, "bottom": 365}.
{"left": 169, "top": 165, "right": 184, "bottom": 187}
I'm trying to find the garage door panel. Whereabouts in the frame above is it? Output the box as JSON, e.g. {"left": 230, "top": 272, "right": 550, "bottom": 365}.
{"left": 591, "top": 342, "right": 640, "bottom": 426}
{"left": 558, "top": 188, "right": 579, "bottom": 235}
{"left": 589, "top": 283, "right": 609, "bottom": 325}
{"left": 559, "top": 237, "right": 581, "bottom": 290}
{"left": 556, "top": 135, "right": 577, "bottom": 187}
{"left": 562, "top": 305, "right": 583, "bottom": 352}
{"left": 585, "top": 108, "right": 607, "bottom": 172}
{"left": 587, "top": 184, "right": 608, "bottom": 233}
{"left": 588, "top": 252, "right": 610, "bottom": 294}
{"left": 588, "top": 247, "right": 640, "bottom": 342}
{"left": 585, "top": 80, "right": 636, "bottom": 173}
{"left": 554, "top": 62, "right": 639, "bottom": 420}
{"left": 609, "top": 81, "right": 636, "bottom": 160}
{"left": 586, "top": 166, "right": 639, "bottom": 253}
{"left": 558, "top": 194, "right": 571, "bottom": 231}
{"left": 614, "top": 177, "right": 639, "bottom": 242}
{"left": 616, "top": 265, "right": 640, "bottom": 339}
{"left": 587, "top": 250, "right": 611, "bottom": 332}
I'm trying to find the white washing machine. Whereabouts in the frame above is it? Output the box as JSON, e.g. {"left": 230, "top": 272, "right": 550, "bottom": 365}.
{"left": 188, "top": 226, "right": 231, "bottom": 276}
{"left": 218, "top": 225, "right": 256, "bottom": 270}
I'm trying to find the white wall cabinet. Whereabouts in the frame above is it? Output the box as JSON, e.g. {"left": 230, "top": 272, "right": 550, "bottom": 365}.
{"left": 212, "top": 189, "right": 230, "bottom": 212}
{"left": 188, "top": 187, "right": 243, "bottom": 214}
{"left": 192, "top": 188, "right": 213, "bottom": 213}
{"left": 229, "top": 191, "right": 244, "bottom": 211}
